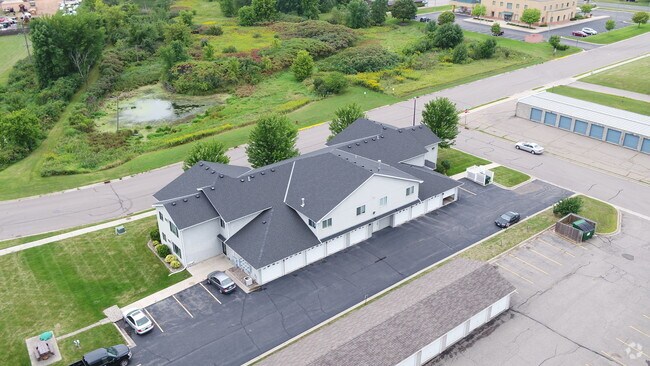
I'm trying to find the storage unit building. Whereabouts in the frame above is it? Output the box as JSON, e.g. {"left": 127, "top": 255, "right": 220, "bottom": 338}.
{"left": 516, "top": 92, "right": 650, "bottom": 154}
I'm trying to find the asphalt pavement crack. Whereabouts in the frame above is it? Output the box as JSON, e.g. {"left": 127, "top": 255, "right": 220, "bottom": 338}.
{"left": 607, "top": 189, "right": 623, "bottom": 202}
{"left": 516, "top": 261, "right": 592, "bottom": 310}
{"left": 587, "top": 183, "right": 596, "bottom": 192}
{"left": 538, "top": 345, "right": 580, "bottom": 366}
{"left": 108, "top": 184, "right": 129, "bottom": 213}
{"left": 265, "top": 293, "right": 297, "bottom": 337}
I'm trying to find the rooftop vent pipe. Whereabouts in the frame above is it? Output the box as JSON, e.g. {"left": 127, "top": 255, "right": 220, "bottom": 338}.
{"left": 301, "top": 198, "right": 305, "bottom": 207}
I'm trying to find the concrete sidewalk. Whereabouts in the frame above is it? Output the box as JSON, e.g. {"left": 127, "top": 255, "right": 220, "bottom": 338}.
{"left": 569, "top": 80, "right": 650, "bottom": 102}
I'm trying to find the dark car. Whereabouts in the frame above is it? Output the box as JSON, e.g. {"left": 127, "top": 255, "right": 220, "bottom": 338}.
{"left": 69, "top": 344, "right": 131, "bottom": 366}
{"left": 493, "top": 30, "right": 504, "bottom": 36}
{"left": 571, "top": 30, "right": 588, "bottom": 37}
{"left": 419, "top": 17, "right": 431, "bottom": 22}
{"left": 495, "top": 211, "right": 521, "bottom": 228}
{"left": 207, "top": 271, "right": 237, "bottom": 294}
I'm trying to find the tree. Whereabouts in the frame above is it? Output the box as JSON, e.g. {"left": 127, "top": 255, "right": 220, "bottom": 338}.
{"left": 301, "top": 0, "right": 320, "bottom": 19}
{"left": 313, "top": 72, "right": 348, "bottom": 96}
{"left": 220, "top": 0, "right": 237, "bottom": 17}
{"left": 553, "top": 196, "right": 583, "bottom": 216}
{"left": 391, "top": 0, "right": 417, "bottom": 22}
{"left": 631, "top": 11, "right": 649, "bottom": 28}
{"left": 179, "top": 10, "right": 194, "bottom": 26}
{"left": 605, "top": 19, "right": 616, "bottom": 31}
{"left": 203, "top": 43, "right": 215, "bottom": 60}
{"left": 330, "top": 5, "right": 350, "bottom": 24}
{"left": 346, "top": 0, "right": 371, "bottom": 29}
{"left": 424, "top": 20, "right": 437, "bottom": 33}
{"left": 452, "top": 43, "right": 469, "bottom": 64}
{"left": 490, "top": 22, "right": 501, "bottom": 35}
{"left": 0, "top": 109, "right": 42, "bottom": 152}
{"left": 370, "top": 0, "right": 388, "bottom": 25}
{"left": 159, "top": 40, "right": 189, "bottom": 72}
{"left": 238, "top": 5, "right": 256, "bottom": 25}
{"left": 252, "top": 0, "right": 277, "bottom": 22}
{"left": 183, "top": 141, "right": 230, "bottom": 170}
{"left": 329, "top": 103, "right": 366, "bottom": 137}
{"left": 246, "top": 115, "right": 299, "bottom": 168}
{"left": 437, "top": 11, "right": 455, "bottom": 25}
{"left": 433, "top": 23, "right": 464, "bottom": 49}
{"left": 471, "top": 38, "right": 497, "bottom": 59}
{"left": 471, "top": 4, "right": 486, "bottom": 18}
{"left": 291, "top": 50, "right": 314, "bottom": 81}
{"left": 164, "top": 22, "right": 192, "bottom": 45}
{"left": 579, "top": 4, "right": 593, "bottom": 16}
{"left": 421, "top": 97, "right": 459, "bottom": 148}
{"left": 521, "top": 8, "right": 541, "bottom": 27}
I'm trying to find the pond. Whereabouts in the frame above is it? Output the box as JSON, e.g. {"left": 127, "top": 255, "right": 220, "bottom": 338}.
{"left": 117, "top": 98, "right": 207, "bottom": 125}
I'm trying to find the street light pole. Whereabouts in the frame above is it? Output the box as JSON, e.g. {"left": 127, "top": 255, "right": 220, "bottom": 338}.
{"left": 115, "top": 95, "right": 120, "bottom": 132}
{"left": 412, "top": 97, "right": 419, "bottom": 126}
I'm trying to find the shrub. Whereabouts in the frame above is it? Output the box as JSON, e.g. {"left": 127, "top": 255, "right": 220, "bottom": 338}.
{"left": 223, "top": 45, "right": 238, "bottom": 53}
{"left": 402, "top": 33, "right": 436, "bottom": 55}
{"left": 329, "top": 5, "right": 349, "bottom": 25}
{"left": 156, "top": 244, "right": 171, "bottom": 257}
{"left": 549, "top": 35, "right": 569, "bottom": 51}
{"left": 424, "top": 21, "right": 437, "bottom": 33}
{"left": 436, "top": 160, "right": 452, "bottom": 175}
{"left": 291, "top": 50, "right": 315, "bottom": 81}
{"left": 170, "top": 260, "right": 182, "bottom": 269}
{"left": 553, "top": 197, "right": 583, "bottom": 216}
{"left": 329, "top": 103, "right": 365, "bottom": 136}
{"left": 470, "top": 38, "right": 497, "bottom": 59}
{"left": 238, "top": 5, "right": 256, "bottom": 26}
{"left": 320, "top": 45, "right": 401, "bottom": 74}
{"left": 150, "top": 228, "right": 161, "bottom": 242}
{"left": 437, "top": 11, "right": 455, "bottom": 25}
{"left": 313, "top": 72, "right": 348, "bottom": 96}
{"left": 433, "top": 23, "right": 464, "bottom": 49}
{"left": 346, "top": 0, "right": 371, "bottom": 29}
{"left": 490, "top": 22, "right": 501, "bottom": 36}
{"left": 276, "top": 20, "right": 357, "bottom": 50}
{"left": 152, "top": 240, "right": 160, "bottom": 246}
{"left": 452, "top": 43, "right": 469, "bottom": 64}
{"left": 391, "top": 0, "right": 417, "bottom": 22}
{"left": 205, "top": 25, "right": 224, "bottom": 35}
{"left": 165, "top": 254, "right": 176, "bottom": 263}
{"left": 260, "top": 38, "right": 335, "bottom": 68}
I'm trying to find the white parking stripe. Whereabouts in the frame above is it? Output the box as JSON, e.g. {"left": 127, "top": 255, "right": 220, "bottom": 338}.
{"left": 459, "top": 187, "right": 477, "bottom": 196}
{"left": 509, "top": 253, "right": 549, "bottom": 275}
{"left": 143, "top": 308, "right": 163, "bottom": 333}
{"left": 528, "top": 248, "right": 563, "bottom": 266}
{"left": 173, "top": 295, "right": 194, "bottom": 318}
{"left": 495, "top": 263, "right": 534, "bottom": 284}
{"left": 200, "top": 282, "right": 222, "bottom": 304}
{"left": 629, "top": 325, "right": 650, "bottom": 338}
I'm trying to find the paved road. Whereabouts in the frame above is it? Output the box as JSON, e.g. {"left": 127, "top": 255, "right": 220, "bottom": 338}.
{"left": 1, "top": 32, "right": 649, "bottom": 240}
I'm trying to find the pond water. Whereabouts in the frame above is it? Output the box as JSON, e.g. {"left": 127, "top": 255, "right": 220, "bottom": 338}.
{"left": 117, "top": 98, "right": 205, "bottom": 125}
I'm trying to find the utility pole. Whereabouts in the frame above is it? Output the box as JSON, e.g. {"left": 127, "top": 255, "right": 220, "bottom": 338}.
{"left": 412, "top": 96, "right": 419, "bottom": 126}
{"left": 20, "top": 20, "right": 31, "bottom": 61}
{"left": 116, "top": 95, "right": 120, "bottom": 132}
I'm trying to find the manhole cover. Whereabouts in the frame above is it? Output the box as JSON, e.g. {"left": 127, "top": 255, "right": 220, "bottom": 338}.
{"left": 622, "top": 253, "right": 634, "bottom": 261}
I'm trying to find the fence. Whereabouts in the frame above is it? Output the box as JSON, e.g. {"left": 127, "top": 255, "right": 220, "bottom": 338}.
{"left": 554, "top": 214, "right": 596, "bottom": 243}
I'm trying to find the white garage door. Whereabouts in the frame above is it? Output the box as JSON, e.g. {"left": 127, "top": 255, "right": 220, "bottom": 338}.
{"left": 260, "top": 261, "right": 283, "bottom": 284}
{"left": 373, "top": 216, "right": 392, "bottom": 232}
{"left": 393, "top": 209, "right": 410, "bottom": 226}
{"left": 306, "top": 244, "right": 326, "bottom": 264}
{"left": 326, "top": 236, "right": 346, "bottom": 255}
{"left": 469, "top": 308, "right": 489, "bottom": 332}
{"left": 445, "top": 322, "right": 467, "bottom": 347}
{"left": 284, "top": 252, "right": 305, "bottom": 274}
{"left": 420, "top": 337, "right": 442, "bottom": 363}
{"left": 427, "top": 195, "right": 442, "bottom": 212}
{"left": 490, "top": 295, "right": 510, "bottom": 318}
{"left": 411, "top": 202, "right": 425, "bottom": 218}
{"left": 349, "top": 225, "right": 369, "bottom": 245}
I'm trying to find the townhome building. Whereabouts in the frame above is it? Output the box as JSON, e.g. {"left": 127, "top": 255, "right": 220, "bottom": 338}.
{"left": 153, "top": 118, "right": 462, "bottom": 285}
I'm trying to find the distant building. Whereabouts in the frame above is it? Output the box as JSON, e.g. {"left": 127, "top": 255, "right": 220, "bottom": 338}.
{"left": 451, "top": 0, "right": 577, "bottom": 24}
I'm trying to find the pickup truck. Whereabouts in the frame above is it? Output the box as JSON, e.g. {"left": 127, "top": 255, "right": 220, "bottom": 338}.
{"left": 69, "top": 344, "right": 132, "bottom": 366}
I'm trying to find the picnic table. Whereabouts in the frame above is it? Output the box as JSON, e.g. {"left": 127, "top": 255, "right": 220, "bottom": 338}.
{"left": 35, "top": 341, "right": 54, "bottom": 361}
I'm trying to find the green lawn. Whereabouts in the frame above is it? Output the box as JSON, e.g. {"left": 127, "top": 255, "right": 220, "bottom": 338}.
{"left": 0, "top": 34, "right": 29, "bottom": 85}
{"left": 416, "top": 5, "right": 452, "bottom": 14}
{"left": 548, "top": 85, "right": 650, "bottom": 115}
{"left": 438, "top": 148, "right": 491, "bottom": 176}
{"left": 581, "top": 56, "right": 650, "bottom": 95}
{"left": 491, "top": 166, "right": 530, "bottom": 187}
{"left": 56, "top": 324, "right": 124, "bottom": 366}
{"left": 0, "top": 217, "right": 190, "bottom": 365}
{"left": 569, "top": 24, "right": 650, "bottom": 44}
{"left": 577, "top": 195, "right": 618, "bottom": 234}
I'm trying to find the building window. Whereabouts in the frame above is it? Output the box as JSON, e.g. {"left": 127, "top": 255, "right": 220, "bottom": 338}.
{"left": 356, "top": 205, "right": 366, "bottom": 216}
{"left": 406, "top": 186, "right": 415, "bottom": 196}
{"left": 530, "top": 108, "right": 542, "bottom": 122}
{"left": 544, "top": 112, "right": 557, "bottom": 126}
{"left": 605, "top": 129, "right": 622, "bottom": 144}
{"left": 623, "top": 134, "right": 640, "bottom": 149}
{"left": 524, "top": 4, "right": 528, "bottom": 9}
{"left": 507, "top": 2, "right": 512, "bottom": 9}
{"left": 544, "top": 5, "right": 546, "bottom": 10}
{"left": 220, "top": 218, "right": 225, "bottom": 228}
{"left": 558, "top": 116, "right": 572, "bottom": 130}
{"left": 173, "top": 243, "right": 182, "bottom": 258}
{"left": 169, "top": 222, "right": 178, "bottom": 237}
{"left": 162, "top": 232, "right": 167, "bottom": 242}
{"left": 159, "top": 212, "right": 163, "bottom": 221}
{"left": 516, "top": 3, "right": 519, "bottom": 8}
{"left": 500, "top": 1, "right": 503, "bottom": 6}
{"left": 379, "top": 196, "right": 388, "bottom": 206}
{"left": 308, "top": 219, "right": 316, "bottom": 228}
{"left": 322, "top": 218, "right": 332, "bottom": 228}
{"left": 492, "top": 0, "right": 495, "bottom": 4}
{"left": 589, "top": 124, "right": 604, "bottom": 140}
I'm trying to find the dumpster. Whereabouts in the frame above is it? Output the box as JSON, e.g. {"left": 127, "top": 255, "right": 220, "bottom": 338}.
{"left": 572, "top": 219, "right": 595, "bottom": 241}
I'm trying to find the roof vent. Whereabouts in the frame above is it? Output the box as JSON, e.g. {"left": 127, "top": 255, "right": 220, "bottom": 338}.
{"left": 411, "top": 127, "right": 415, "bottom": 131}
{"left": 211, "top": 186, "right": 215, "bottom": 190}
{"left": 211, "top": 171, "right": 215, "bottom": 174}
{"left": 199, "top": 162, "right": 204, "bottom": 166}
{"left": 247, "top": 176, "right": 251, "bottom": 182}
{"left": 361, "top": 165, "right": 365, "bottom": 168}
{"left": 364, "top": 140, "right": 368, "bottom": 143}
{"left": 261, "top": 171, "right": 265, "bottom": 175}
{"left": 195, "top": 194, "right": 200, "bottom": 198}
{"left": 301, "top": 198, "right": 305, "bottom": 207}
{"left": 348, "top": 145, "right": 352, "bottom": 148}
{"left": 419, "top": 125, "right": 423, "bottom": 129}
{"left": 183, "top": 198, "right": 188, "bottom": 202}
{"left": 262, "top": 221, "right": 266, "bottom": 224}
{"left": 172, "top": 202, "right": 176, "bottom": 206}
{"left": 398, "top": 129, "right": 403, "bottom": 133}
{"left": 271, "top": 168, "right": 275, "bottom": 172}
{"left": 249, "top": 174, "right": 254, "bottom": 179}
{"left": 356, "top": 142, "right": 360, "bottom": 146}
{"left": 380, "top": 135, "right": 384, "bottom": 138}
{"left": 382, "top": 126, "right": 387, "bottom": 130}
{"left": 370, "top": 169, "right": 373, "bottom": 172}
{"left": 378, "top": 159, "right": 381, "bottom": 171}
{"left": 240, "top": 179, "right": 245, "bottom": 182}
{"left": 372, "top": 137, "right": 376, "bottom": 141}
{"left": 205, "top": 166, "right": 210, "bottom": 170}
{"left": 219, "top": 174, "right": 224, "bottom": 178}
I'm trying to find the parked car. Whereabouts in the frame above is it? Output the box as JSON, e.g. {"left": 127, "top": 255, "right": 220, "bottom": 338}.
{"left": 495, "top": 211, "right": 521, "bottom": 228}
{"left": 493, "top": 30, "right": 504, "bottom": 36}
{"left": 207, "top": 271, "right": 237, "bottom": 294}
{"left": 515, "top": 141, "right": 545, "bottom": 154}
{"left": 123, "top": 308, "right": 154, "bottom": 335}
{"left": 571, "top": 30, "right": 588, "bottom": 37}
{"left": 69, "top": 345, "right": 132, "bottom": 366}
{"left": 419, "top": 16, "right": 431, "bottom": 22}
{"left": 581, "top": 27, "right": 598, "bottom": 35}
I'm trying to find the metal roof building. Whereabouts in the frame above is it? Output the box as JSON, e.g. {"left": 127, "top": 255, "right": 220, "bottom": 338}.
{"left": 516, "top": 92, "right": 650, "bottom": 154}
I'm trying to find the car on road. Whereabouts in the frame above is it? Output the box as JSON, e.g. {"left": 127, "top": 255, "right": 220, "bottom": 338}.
{"left": 123, "top": 308, "right": 154, "bottom": 335}
{"left": 419, "top": 16, "right": 431, "bottom": 22}
{"left": 207, "top": 271, "right": 237, "bottom": 294}
{"left": 69, "top": 344, "right": 132, "bottom": 366}
{"left": 581, "top": 27, "right": 598, "bottom": 35}
{"left": 571, "top": 30, "right": 588, "bottom": 37}
{"left": 515, "top": 141, "right": 544, "bottom": 154}
{"left": 493, "top": 30, "right": 505, "bottom": 36}
{"left": 495, "top": 211, "right": 521, "bottom": 228}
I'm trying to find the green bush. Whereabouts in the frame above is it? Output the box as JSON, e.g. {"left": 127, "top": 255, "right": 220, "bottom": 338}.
{"left": 470, "top": 38, "right": 497, "bottom": 59}
{"left": 156, "top": 244, "right": 171, "bottom": 257}
{"left": 165, "top": 254, "right": 176, "bottom": 263}
{"left": 260, "top": 38, "right": 335, "bottom": 68}
{"left": 402, "top": 33, "right": 436, "bottom": 55}
{"left": 435, "top": 159, "right": 452, "bottom": 175}
{"left": 452, "top": 43, "right": 469, "bottom": 64}
{"left": 291, "top": 50, "right": 315, "bottom": 81}
{"left": 320, "top": 45, "right": 401, "bottom": 74}
{"left": 152, "top": 240, "right": 160, "bottom": 246}
{"left": 553, "top": 196, "right": 583, "bottom": 216}
{"left": 238, "top": 5, "right": 256, "bottom": 26}
{"left": 433, "top": 23, "right": 464, "bottom": 49}
{"left": 223, "top": 45, "right": 238, "bottom": 53}
{"left": 150, "top": 228, "right": 161, "bottom": 242}
{"left": 437, "top": 11, "right": 455, "bottom": 25}
{"left": 313, "top": 72, "right": 349, "bottom": 96}
{"left": 276, "top": 20, "right": 357, "bottom": 50}
{"left": 206, "top": 25, "right": 224, "bottom": 35}
{"left": 170, "top": 260, "right": 182, "bottom": 269}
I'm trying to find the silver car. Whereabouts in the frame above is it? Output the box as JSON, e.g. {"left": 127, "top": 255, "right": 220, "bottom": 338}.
{"left": 207, "top": 271, "right": 237, "bottom": 294}
{"left": 123, "top": 308, "right": 154, "bottom": 335}
{"left": 515, "top": 141, "right": 544, "bottom": 154}
{"left": 581, "top": 27, "right": 598, "bottom": 35}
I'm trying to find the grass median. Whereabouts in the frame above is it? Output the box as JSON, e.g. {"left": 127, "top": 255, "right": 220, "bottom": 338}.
{"left": 438, "top": 148, "right": 491, "bottom": 176}
{"left": 570, "top": 24, "right": 650, "bottom": 44}
{"left": 581, "top": 56, "right": 650, "bottom": 95}
{"left": 548, "top": 85, "right": 650, "bottom": 115}
{"left": 491, "top": 166, "right": 530, "bottom": 187}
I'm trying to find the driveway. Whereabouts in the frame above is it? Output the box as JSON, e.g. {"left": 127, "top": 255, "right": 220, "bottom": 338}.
{"left": 428, "top": 212, "right": 650, "bottom": 365}
{"left": 128, "top": 180, "right": 571, "bottom": 366}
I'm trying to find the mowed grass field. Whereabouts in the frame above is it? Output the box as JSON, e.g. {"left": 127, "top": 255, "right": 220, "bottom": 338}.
{"left": 0, "top": 217, "right": 189, "bottom": 365}
{"left": 491, "top": 166, "right": 530, "bottom": 187}
{"left": 438, "top": 148, "right": 491, "bottom": 176}
{"left": 581, "top": 56, "right": 650, "bottom": 95}
{"left": 548, "top": 85, "right": 650, "bottom": 115}
{"left": 571, "top": 24, "right": 650, "bottom": 44}
{"left": 0, "top": 34, "right": 29, "bottom": 85}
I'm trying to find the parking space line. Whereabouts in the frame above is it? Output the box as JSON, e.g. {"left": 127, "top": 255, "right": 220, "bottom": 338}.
{"left": 527, "top": 248, "right": 563, "bottom": 266}
{"left": 459, "top": 187, "right": 476, "bottom": 196}
{"left": 509, "top": 254, "right": 549, "bottom": 275}
{"left": 200, "top": 282, "right": 222, "bottom": 304}
{"left": 601, "top": 351, "right": 626, "bottom": 366}
{"left": 495, "top": 263, "right": 534, "bottom": 284}
{"left": 629, "top": 325, "right": 650, "bottom": 338}
{"left": 143, "top": 308, "right": 164, "bottom": 333}
{"left": 616, "top": 338, "right": 650, "bottom": 358}
{"left": 644, "top": 314, "right": 650, "bottom": 320}
{"left": 538, "top": 238, "right": 576, "bottom": 257}
{"left": 173, "top": 295, "right": 194, "bottom": 318}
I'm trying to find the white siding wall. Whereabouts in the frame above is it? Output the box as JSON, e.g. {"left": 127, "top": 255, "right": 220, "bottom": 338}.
{"left": 226, "top": 211, "right": 263, "bottom": 238}
{"left": 402, "top": 154, "right": 425, "bottom": 166}
{"left": 420, "top": 337, "right": 442, "bottom": 363}
{"left": 155, "top": 206, "right": 183, "bottom": 257}
{"left": 179, "top": 219, "right": 220, "bottom": 265}
{"left": 260, "top": 261, "right": 284, "bottom": 283}
{"left": 284, "top": 252, "right": 306, "bottom": 274}
{"left": 317, "top": 175, "right": 419, "bottom": 240}
{"left": 226, "top": 247, "right": 259, "bottom": 283}
{"left": 424, "top": 144, "right": 438, "bottom": 164}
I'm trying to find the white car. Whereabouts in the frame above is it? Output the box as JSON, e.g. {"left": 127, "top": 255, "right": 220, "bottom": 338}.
{"left": 123, "top": 308, "right": 154, "bottom": 335}
{"left": 515, "top": 141, "right": 544, "bottom": 154}
{"left": 581, "top": 27, "right": 598, "bottom": 35}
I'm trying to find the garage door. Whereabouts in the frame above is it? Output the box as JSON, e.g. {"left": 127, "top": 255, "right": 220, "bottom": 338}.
{"left": 426, "top": 196, "right": 442, "bottom": 212}
{"left": 326, "top": 236, "right": 346, "bottom": 255}
{"left": 306, "top": 244, "right": 326, "bottom": 264}
{"left": 393, "top": 209, "right": 410, "bottom": 226}
{"left": 373, "top": 216, "right": 392, "bottom": 232}
{"left": 349, "top": 226, "right": 369, "bottom": 246}
{"left": 284, "top": 252, "right": 305, "bottom": 274}
{"left": 411, "top": 202, "right": 425, "bottom": 218}
{"left": 260, "top": 261, "right": 283, "bottom": 284}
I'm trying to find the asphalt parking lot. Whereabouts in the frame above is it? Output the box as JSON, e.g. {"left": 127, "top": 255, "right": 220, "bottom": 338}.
{"left": 128, "top": 179, "right": 571, "bottom": 366}
{"left": 429, "top": 212, "right": 650, "bottom": 366}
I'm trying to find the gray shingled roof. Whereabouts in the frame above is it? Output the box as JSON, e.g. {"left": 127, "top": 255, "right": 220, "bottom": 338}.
{"left": 399, "top": 164, "right": 462, "bottom": 200}
{"left": 328, "top": 118, "right": 440, "bottom": 152}
{"left": 258, "top": 259, "right": 515, "bottom": 366}
{"left": 162, "top": 191, "right": 219, "bottom": 230}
